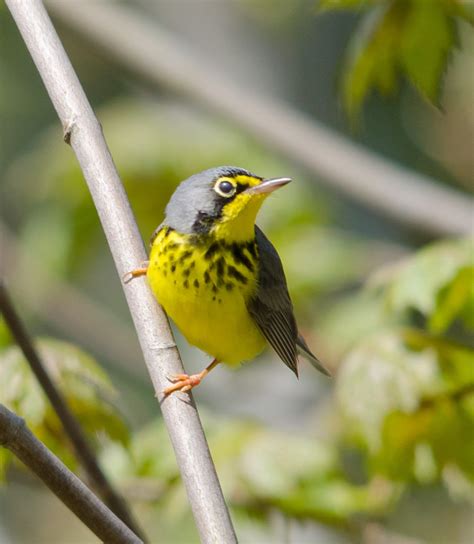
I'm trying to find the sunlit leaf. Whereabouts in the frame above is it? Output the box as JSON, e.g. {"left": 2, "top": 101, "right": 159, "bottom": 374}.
{"left": 429, "top": 266, "right": 474, "bottom": 333}
{"left": 0, "top": 318, "right": 12, "bottom": 350}
{"left": 342, "top": 2, "right": 407, "bottom": 118}
{"left": 378, "top": 387, "right": 474, "bottom": 485}
{"left": 274, "top": 476, "right": 398, "bottom": 521}
{"left": 338, "top": 326, "right": 474, "bottom": 486}
{"left": 403, "top": 330, "right": 474, "bottom": 390}
{"left": 330, "top": 0, "right": 462, "bottom": 117}
{"left": 399, "top": 0, "right": 456, "bottom": 103}
{"left": 460, "top": 281, "right": 474, "bottom": 329}
{"left": 0, "top": 449, "right": 8, "bottom": 482}
{"left": 318, "top": 0, "right": 378, "bottom": 11}
{"left": 337, "top": 332, "right": 441, "bottom": 452}
{"left": 372, "top": 238, "right": 473, "bottom": 319}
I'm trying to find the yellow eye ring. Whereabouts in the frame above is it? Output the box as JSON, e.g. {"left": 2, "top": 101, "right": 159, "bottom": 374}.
{"left": 214, "top": 179, "right": 236, "bottom": 198}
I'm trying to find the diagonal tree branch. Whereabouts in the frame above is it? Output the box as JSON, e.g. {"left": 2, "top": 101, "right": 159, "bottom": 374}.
{"left": 0, "top": 219, "right": 145, "bottom": 380}
{"left": 46, "top": 0, "right": 473, "bottom": 238}
{"left": 4, "top": 1, "right": 237, "bottom": 543}
{"left": 0, "top": 403, "right": 142, "bottom": 544}
{"left": 0, "top": 282, "right": 146, "bottom": 541}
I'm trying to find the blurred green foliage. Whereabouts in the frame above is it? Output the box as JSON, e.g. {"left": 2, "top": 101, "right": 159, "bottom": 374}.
{"left": 3, "top": 232, "right": 471, "bottom": 538}
{"left": 6, "top": 99, "right": 385, "bottom": 334}
{"left": 4, "top": 100, "right": 324, "bottom": 283}
{"left": 103, "top": 237, "right": 470, "bottom": 527}
{"left": 99, "top": 415, "right": 399, "bottom": 529}
{"left": 319, "top": 0, "right": 474, "bottom": 117}
{"left": 1, "top": 94, "right": 472, "bottom": 539}
{"left": 1, "top": 3, "right": 473, "bottom": 540}
{"left": 377, "top": 238, "right": 474, "bottom": 333}
{"left": 0, "top": 338, "right": 129, "bottom": 478}
{"left": 337, "top": 238, "right": 474, "bottom": 501}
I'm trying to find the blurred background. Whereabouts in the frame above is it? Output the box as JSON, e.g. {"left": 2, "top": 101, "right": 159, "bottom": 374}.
{"left": 0, "top": 0, "right": 473, "bottom": 543}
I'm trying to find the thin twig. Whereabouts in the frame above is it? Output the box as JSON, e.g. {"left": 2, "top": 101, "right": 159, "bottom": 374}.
{"left": 46, "top": 0, "right": 473, "bottom": 237}
{"left": 5, "top": 1, "right": 237, "bottom": 543}
{"left": 0, "top": 220, "right": 145, "bottom": 380}
{"left": 0, "top": 403, "right": 143, "bottom": 544}
{"left": 0, "top": 283, "right": 146, "bottom": 542}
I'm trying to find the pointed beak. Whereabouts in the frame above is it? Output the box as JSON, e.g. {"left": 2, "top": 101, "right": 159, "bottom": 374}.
{"left": 244, "top": 177, "right": 292, "bottom": 195}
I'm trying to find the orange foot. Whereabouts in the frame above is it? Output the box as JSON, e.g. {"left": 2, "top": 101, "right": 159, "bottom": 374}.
{"left": 164, "top": 373, "right": 205, "bottom": 395}
{"left": 123, "top": 261, "right": 150, "bottom": 284}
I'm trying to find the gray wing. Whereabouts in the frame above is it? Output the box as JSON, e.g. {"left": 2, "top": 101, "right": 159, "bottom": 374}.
{"left": 248, "top": 227, "right": 331, "bottom": 377}
{"left": 247, "top": 227, "right": 299, "bottom": 376}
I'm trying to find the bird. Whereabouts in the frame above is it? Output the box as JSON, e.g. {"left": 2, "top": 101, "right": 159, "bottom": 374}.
{"left": 125, "top": 166, "right": 330, "bottom": 395}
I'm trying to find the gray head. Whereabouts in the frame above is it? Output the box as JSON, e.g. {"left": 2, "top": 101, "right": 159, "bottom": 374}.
{"left": 164, "top": 166, "right": 255, "bottom": 234}
{"left": 163, "top": 166, "right": 291, "bottom": 237}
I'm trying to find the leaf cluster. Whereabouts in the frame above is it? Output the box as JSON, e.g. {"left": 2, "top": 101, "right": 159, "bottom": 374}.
{"left": 319, "top": 0, "right": 474, "bottom": 117}
{"left": 99, "top": 415, "right": 399, "bottom": 528}
{"left": 337, "top": 238, "right": 474, "bottom": 499}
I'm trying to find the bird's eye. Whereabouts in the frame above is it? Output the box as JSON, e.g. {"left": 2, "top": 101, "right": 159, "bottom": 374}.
{"left": 215, "top": 180, "right": 236, "bottom": 198}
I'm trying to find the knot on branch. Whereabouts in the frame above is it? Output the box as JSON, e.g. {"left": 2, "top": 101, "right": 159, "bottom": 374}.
{"left": 63, "top": 118, "right": 77, "bottom": 144}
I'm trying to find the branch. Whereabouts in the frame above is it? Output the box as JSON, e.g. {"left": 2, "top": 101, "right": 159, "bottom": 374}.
{"left": 0, "top": 283, "right": 146, "bottom": 541}
{"left": 0, "top": 220, "right": 145, "bottom": 381}
{"left": 0, "top": 403, "right": 142, "bottom": 544}
{"left": 4, "top": 1, "right": 236, "bottom": 542}
{"left": 46, "top": 0, "right": 473, "bottom": 238}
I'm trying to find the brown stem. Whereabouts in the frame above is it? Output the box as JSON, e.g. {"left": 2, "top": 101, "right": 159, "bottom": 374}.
{"left": 0, "top": 283, "right": 146, "bottom": 542}
{"left": 0, "top": 403, "right": 142, "bottom": 544}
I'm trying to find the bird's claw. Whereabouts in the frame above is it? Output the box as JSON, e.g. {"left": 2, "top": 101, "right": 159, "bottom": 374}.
{"left": 164, "top": 373, "right": 203, "bottom": 395}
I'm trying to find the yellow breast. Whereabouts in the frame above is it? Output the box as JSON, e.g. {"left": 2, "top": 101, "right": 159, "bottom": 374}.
{"left": 147, "top": 227, "right": 266, "bottom": 365}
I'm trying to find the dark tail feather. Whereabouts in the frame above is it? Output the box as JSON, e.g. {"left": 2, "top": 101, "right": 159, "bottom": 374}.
{"left": 296, "top": 335, "right": 332, "bottom": 377}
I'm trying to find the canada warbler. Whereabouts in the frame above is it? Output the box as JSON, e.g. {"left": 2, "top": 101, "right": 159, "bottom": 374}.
{"left": 126, "top": 166, "right": 330, "bottom": 395}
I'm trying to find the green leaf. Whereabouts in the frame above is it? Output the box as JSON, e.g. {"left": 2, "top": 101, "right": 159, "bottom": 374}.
{"left": 403, "top": 330, "right": 474, "bottom": 400}
{"left": 318, "top": 0, "right": 377, "bottom": 11}
{"left": 460, "top": 280, "right": 474, "bottom": 329}
{"left": 399, "top": 0, "right": 456, "bottom": 103}
{"left": 336, "top": 331, "right": 441, "bottom": 453}
{"left": 429, "top": 266, "right": 474, "bottom": 333}
{"left": 332, "top": 0, "right": 462, "bottom": 117}
{"left": 372, "top": 238, "right": 474, "bottom": 319}
{"left": 274, "top": 476, "right": 398, "bottom": 521}
{"left": 0, "top": 318, "right": 12, "bottom": 350}
{"left": 342, "top": 2, "right": 408, "bottom": 118}
{"left": 338, "top": 326, "right": 474, "bottom": 486}
{"left": 0, "top": 449, "right": 8, "bottom": 482}
{"left": 0, "top": 339, "right": 129, "bottom": 477}
{"left": 378, "top": 388, "right": 474, "bottom": 484}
